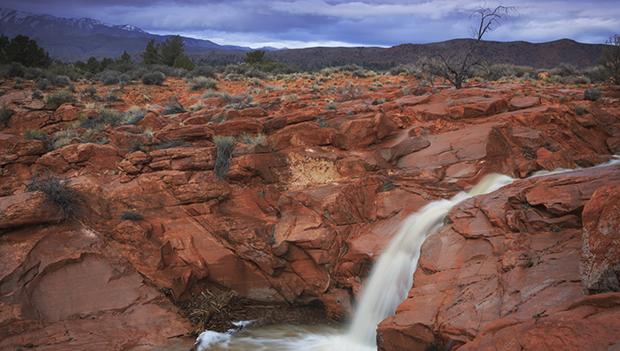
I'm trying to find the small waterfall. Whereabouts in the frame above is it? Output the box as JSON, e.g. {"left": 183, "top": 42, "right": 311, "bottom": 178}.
{"left": 344, "top": 173, "right": 513, "bottom": 347}
{"left": 195, "top": 174, "right": 515, "bottom": 350}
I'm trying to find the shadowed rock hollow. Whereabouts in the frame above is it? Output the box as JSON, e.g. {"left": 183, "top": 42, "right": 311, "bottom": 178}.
{"left": 1, "top": 72, "right": 620, "bottom": 350}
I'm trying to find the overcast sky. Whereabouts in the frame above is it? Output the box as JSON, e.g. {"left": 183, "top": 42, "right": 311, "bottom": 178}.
{"left": 4, "top": 0, "right": 619, "bottom": 48}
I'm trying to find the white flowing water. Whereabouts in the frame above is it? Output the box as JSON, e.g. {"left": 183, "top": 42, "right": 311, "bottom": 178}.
{"left": 193, "top": 173, "right": 514, "bottom": 351}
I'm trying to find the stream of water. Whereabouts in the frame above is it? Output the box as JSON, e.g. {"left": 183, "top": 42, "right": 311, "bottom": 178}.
{"left": 191, "top": 156, "right": 620, "bottom": 350}
{"left": 194, "top": 173, "right": 515, "bottom": 351}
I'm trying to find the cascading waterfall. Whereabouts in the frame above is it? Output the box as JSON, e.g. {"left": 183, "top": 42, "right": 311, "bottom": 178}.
{"left": 343, "top": 173, "right": 513, "bottom": 348}
{"left": 197, "top": 173, "right": 515, "bottom": 351}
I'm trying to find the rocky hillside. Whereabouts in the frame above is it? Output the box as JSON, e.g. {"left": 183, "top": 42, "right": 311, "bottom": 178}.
{"left": 0, "top": 72, "right": 619, "bottom": 350}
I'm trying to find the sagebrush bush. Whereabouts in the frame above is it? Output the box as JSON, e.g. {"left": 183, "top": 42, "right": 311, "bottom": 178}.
{"left": 214, "top": 136, "right": 235, "bottom": 179}
{"left": 45, "top": 90, "right": 75, "bottom": 109}
{"left": 123, "top": 106, "right": 145, "bottom": 124}
{"left": 35, "top": 78, "right": 50, "bottom": 90}
{"left": 190, "top": 65, "right": 216, "bottom": 78}
{"left": 584, "top": 88, "right": 601, "bottom": 101}
{"left": 0, "top": 106, "right": 14, "bottom": 127}
{"left": 83, "top": 85, "right": 97, "bottom": 98}
{"left": 142, "top": 71, "right": 166, "bottom": 85}
{"left": 190, "top": 76, "right": 218, "bottom": 91}
{"left": 27, "top": 175, "right": 79, "bottom": 218}
{"left": 80, "top": 108, "right": 124, "bottom": 129}
{"left": 163, "top": 98, "right": 185, "bottom": 115}
{"left": 99, "top": 70, "right": 121, "bottom": 85}
{"left": 23, "top": 129, "right": 48, "bottom": 141}
{"left": 53, "top": 75, "right": 71, "bottom": 86}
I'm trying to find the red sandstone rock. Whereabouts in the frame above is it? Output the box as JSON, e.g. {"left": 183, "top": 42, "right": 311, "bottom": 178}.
{"left": 1, "top": 76, "right": 620, "bottom": 350}
{"left": 581, "top": 184, "right": 620, "bottom": 293}
{"left": 377, "top": 166, "right": 620, "bottom": 351}
{"left": 0, "top": 192, "right": 64, "bottom": 229}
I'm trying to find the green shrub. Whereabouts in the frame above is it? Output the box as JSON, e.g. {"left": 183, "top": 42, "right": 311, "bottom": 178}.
{"left": 80, "top": 108, "right": 124, "bottom": 129}
{"left": 53, "top": 75, "right": 71, "bottom": 86}
{"left": 50, "top": 129, "right": 79, "bottom": 149}
{"left": 32, "top": 90, "right": 43, "bottom": 100}
{"left": 0, "top": 106, "right": 14, "bottom": 127}
{"left": 584, "top": 88, "right": 601, "bottom": 101}
{"left": 190, "top": 65, "right": 216, "bottom": 78}
{"left": 214, "top": 136, "right": 235, "bottom": 179}
{"left": 84, "top": 85, "right": 97, "bottom": 98}
{"left": 189, "top": 76, "right": 218, "bottom": 91}
{"left": 142, "top": 71, "right": 166, "bottom": 85}
{"left": 23, "top": 129, "right": 48, "bottom": 141}
{"left": 99, "top": 70, "right": 121, "bottom": 85}
{"left": 27, "top": 175, "right": 78, "bottom": 218}
{"left": 35, "top": 78, "right": 50, "bottom": 90}
{"left": 45, "top": 90, "right": 74, "bottom": 109}
{"left": 163, "top": 98, "right": 185, "bottom": 115}
{"left": 575, "top": 106, "right": 588, "bottom": 116}
{"left": 123, "top": 106, "right": 145, "bottom": 124}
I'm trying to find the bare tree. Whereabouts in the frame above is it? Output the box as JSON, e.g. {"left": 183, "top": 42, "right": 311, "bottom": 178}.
{"left": 601, "top": 34, "right": 620, "bottom": 84}
{"left": 433, "top": 5, "right": 514, "bottom": 89}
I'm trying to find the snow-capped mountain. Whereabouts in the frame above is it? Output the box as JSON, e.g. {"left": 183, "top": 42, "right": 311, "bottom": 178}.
{"left": 0, "top": 8, "right": 251, "bottom": 60}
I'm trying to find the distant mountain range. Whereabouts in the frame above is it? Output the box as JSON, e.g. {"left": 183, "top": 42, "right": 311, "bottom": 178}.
{"left": 0, "top": 8, "right": 252, "bottom": 60}
{"left": 0, "top": 8, "right": 607, "bottom": 69}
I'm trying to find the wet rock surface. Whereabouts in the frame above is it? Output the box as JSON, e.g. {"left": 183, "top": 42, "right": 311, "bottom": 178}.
{"left": 0, "top": 75, "right": 619, "bottom": 350}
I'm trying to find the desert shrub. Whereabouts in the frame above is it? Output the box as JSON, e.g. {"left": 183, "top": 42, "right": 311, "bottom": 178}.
{"left": 163, "top": 98, "right": 185, "bottom": 115}
{"left": 325, "top": 101, "right": 338, "bottom": 110}
{"left": 35, "top": 78, "right": 51, "bottom": 90}
{"left": 352, "top": 68, "right": 375, "bottom": 78}
{"left": 80, "top": 108, "right": 124, "bottom": 129}
{"left": 52, "top": 75, "right": 71, "bottom": 86}
{"left": 27, "top": 175, "right": 78, "bottom": 218}
{"left": 203, "top": 90, "right": 231, "bottom": 100}
{"left": 575, "top": 105, "right": 588, "bottom": 116}
{"left": 190, "top": 65, "right": 216, "bottom": 78}
{"left": 83, "top": 85, "right": 97, "bottom": 98}
{"left": 249, "top": 78, "right": 263, "bottom": 87}
{"left": 584, "top": 88, "right": 601, "bottom": 101}
{"left": 50, "top": 129, "right": 79, "bottom": 149}
{"left": 23, "top": 67, "right": 44, "bottom": 80}
{"left": 123, "top": 106, "right": 145, "bottom": 124}
{"left": 0, "top": 106, "right": 14, "bottom": 127}
{"left": 45, "top": 90, "right": 74, "bottom": 109}
{"left": 7, "top": 62, "right": 25, "bottom": 77}
{"left": 190, "top": 76, "right": 217, "bottom": 91}
{"left": 32, "top": 90, "right": 43, "bottom": 100}
{"left": 481, "top": 64, "right": 534, "bottom": 80}
{"left": 142, "top": 71, "right": 166, "bottom": 85}
{"left": 121, "top": 211, "right": 144, "bottom": 221}
{"left": 99, "top": 70, "right": 121, "bottom": 85}
{"left": 225, "top": 94, "right": 253, "bottom": 109}
{"left": 214, "top": 136, "right": 235, "bottom": 179}
{"left": 337, "top": 83, "right": 364, "bottom": 102}
{"left": 582, "top": 65, "right": 609, "bottom": 83}
{"left": 239, "top": 133, "right": 266, "bottom": 146}
{"left": 23, "top": 129, "right": 48, "bottom": 141}
{"left": 550, "top": 63, "right": 578, "bottom": 77}
{"left": 189, "top": 101, "right": 205, "bottom": 112}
